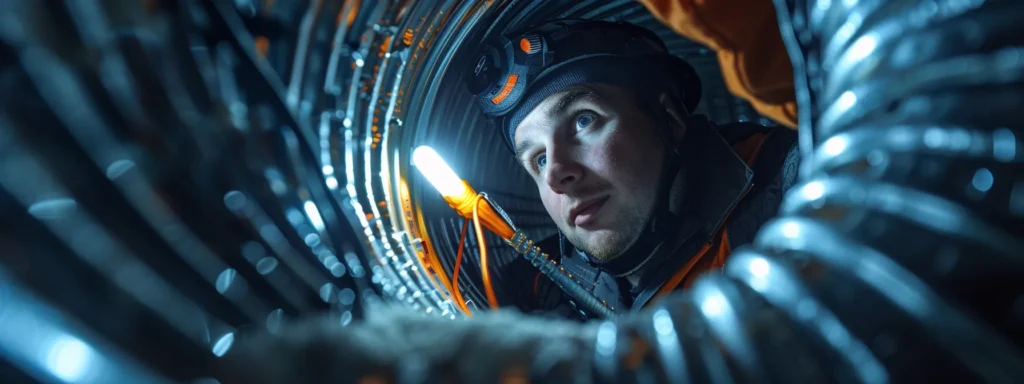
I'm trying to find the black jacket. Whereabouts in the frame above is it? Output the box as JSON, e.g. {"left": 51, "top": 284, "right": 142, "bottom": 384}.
{"left": 504, "top": 116, "right": 801, "bottom": 319}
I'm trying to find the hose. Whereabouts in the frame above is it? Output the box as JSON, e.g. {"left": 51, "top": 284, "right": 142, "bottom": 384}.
{"left": 506, "top": 230, "right": 618, "bottom": 319}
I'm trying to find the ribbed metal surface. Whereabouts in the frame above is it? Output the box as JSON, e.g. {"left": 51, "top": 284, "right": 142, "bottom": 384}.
{"left": 0, "top": 0, "right": 378, "bottom": 380}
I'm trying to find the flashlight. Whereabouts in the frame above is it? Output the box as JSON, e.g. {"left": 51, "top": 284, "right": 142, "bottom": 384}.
{"left": 411, "top": 145, "right": 615, "bottom": 318}
{"left": 411, "top": 146, "right": 468, "bottom": 198}
{"left": 412, "top": 146, "right": 514, "bottom": 239}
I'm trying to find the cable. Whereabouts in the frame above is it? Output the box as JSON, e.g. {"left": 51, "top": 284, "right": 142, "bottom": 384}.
{"left": 451, "top": 218, "right": 471, "bottom": 315}
{"left": 473, "top": 194, "right": 500, "bottom": 309}
{"left": 506, "top": 231, "right": 617, "bottom": 318}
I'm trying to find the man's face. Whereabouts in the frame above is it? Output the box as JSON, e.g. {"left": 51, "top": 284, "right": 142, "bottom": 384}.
{"left": 513, "top": 84, "right": 668, "bottom": 261}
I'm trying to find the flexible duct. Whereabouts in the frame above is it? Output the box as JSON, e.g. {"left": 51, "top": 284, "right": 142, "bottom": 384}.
{"left": 221, "top": 0, "right": 1024, "bottom": 382}
{"left": 1, "top": 0, "right": 1022, "bottom": 383}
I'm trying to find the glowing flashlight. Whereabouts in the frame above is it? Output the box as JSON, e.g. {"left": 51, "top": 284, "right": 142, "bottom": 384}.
{"left": 412, "top": 145, "right": 512, "bottom": 310}
{"left": 412, "top": 145, "right": 514, "bottom": 239}
{"left": 412, "top": 146, "right": 468, "bottom": 198}
{"left": 410, "top": 145, "right": 614, "bottom": 318}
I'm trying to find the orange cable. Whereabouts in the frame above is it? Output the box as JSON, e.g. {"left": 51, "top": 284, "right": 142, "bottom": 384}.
{"left": 473, "top": 194, "right": 500, "bottom": 309}
{"left": 451, "top": 218, "right": 471, "bottom": 316}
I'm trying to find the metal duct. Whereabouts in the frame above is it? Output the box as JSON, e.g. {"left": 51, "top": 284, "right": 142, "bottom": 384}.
{"left": 220, "top": 0, "right": 1024, "bottom": 382}
{"left": 1, "top": 0, "right": 1021, "bottom": 383}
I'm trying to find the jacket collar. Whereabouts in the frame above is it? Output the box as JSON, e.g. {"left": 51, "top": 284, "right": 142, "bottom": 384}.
{"left": 679, "top": 115, "right": 756, "bottom": 240}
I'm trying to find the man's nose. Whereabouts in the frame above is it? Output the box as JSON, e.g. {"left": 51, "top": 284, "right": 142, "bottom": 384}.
{"left": 543, "top": 148, "right": 582, "bottom": 194}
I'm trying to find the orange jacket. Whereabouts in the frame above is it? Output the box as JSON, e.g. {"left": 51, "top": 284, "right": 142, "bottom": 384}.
{"left": 638, "top": 0, "right": 798, "bottom": 128}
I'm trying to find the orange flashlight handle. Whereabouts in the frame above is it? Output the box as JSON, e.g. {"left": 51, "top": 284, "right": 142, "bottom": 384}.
{"left": 442, "top": 181, "right": 515, "bottom": 240}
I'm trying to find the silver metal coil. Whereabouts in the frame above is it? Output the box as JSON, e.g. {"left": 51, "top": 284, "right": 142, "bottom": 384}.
{"left": 578, "top": 0, "right": 1024, "bottom": 382}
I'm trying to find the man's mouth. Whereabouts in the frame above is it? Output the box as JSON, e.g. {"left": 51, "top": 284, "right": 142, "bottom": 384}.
{"left": 570, "top": 196, "right": 609, "bottom": 227}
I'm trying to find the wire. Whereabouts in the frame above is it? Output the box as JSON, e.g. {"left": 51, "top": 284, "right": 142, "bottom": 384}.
{"left": 451, "top": 218, "right": 471, "bottom": 316}
{"left": 473, "top": 194, "right": 500, "bottom": 309}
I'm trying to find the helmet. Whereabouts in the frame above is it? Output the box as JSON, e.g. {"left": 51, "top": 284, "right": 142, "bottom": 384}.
{"left": 467, "top": 19, "right": 702, "bottom": 151}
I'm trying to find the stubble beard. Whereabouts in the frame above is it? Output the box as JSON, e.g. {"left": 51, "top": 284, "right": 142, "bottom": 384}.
{"left": 568, "top": 204, "right": 648, "bottom": 261}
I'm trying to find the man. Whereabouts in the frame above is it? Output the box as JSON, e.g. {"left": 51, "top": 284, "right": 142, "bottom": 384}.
{"left": 468, "top": 19, "right": 802, "bottom": 317}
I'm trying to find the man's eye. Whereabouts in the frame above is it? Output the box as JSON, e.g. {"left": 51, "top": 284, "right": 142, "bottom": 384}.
{"left": 575, "top": 112, "right": 596, "bottom": 131}
{"left": 534, "top": 154, "right": 547, "bottom": 170}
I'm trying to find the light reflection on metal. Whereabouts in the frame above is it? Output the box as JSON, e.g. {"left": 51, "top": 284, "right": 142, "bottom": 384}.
{"left": 0, "top": 267, "right": 170, "bottom": 383}
{"left": 1, "top": 0, "right": 375, "bottom": 379}
{"left": 46, "top": 336, "right": 94, "bottom": 382}
{"left": 320, "top": 0, "right": 473, "bottom": 315}
{"left": 394, "top": 0, "right": 515, "bottom": 309}
{"left": 211, "top": 333, "right": 235, "bottom": 358}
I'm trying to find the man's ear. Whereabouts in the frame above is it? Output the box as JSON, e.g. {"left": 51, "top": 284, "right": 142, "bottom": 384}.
{"left": 658, "top": 92, "right": 688, "bottom": 145}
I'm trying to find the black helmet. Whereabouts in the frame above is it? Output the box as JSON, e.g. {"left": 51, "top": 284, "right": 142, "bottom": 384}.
{"left": 467, "top": 19, "right": 702, "bottom": 151}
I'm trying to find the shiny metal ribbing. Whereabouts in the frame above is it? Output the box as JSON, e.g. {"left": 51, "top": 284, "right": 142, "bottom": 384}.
{"left": 581, "top": 0, "right": 1024, "bottom": 382}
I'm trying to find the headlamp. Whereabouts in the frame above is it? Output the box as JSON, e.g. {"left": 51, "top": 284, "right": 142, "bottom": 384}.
{"left": 469, "top": 20, "right": 671, "bottom": 115}
{"left": 467, "top": 19, "right": 703, "bottom": 151}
